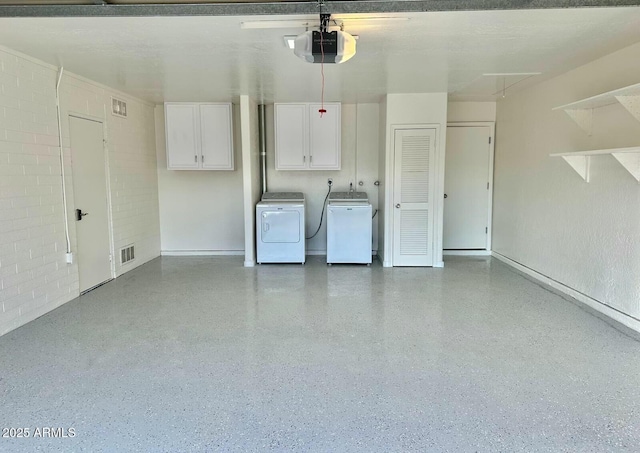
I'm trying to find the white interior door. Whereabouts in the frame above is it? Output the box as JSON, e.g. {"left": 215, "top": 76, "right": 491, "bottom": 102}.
{"left": 444, "top": 126, "right": 491, "bottom": 249}
{"left": 392, "top": 128, "right": 436, "bottom": 266}
{"left": 69, "top": 116, "right": 112, "bottom": 292}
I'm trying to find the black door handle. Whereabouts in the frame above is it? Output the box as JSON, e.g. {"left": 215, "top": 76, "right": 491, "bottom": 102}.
{"left": 75, "top": 209, "right": 88, "bottom": 221}
{"left": 444, "top": 194, "right": 448, "bottom": 199}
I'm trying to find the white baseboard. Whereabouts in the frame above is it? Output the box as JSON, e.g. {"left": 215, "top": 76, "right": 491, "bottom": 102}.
{"left": 161, "top": 250, "right": 244, "bottom": 256}
{"left": 444, "top": 250, "right": 491, "bottom": 256}
{"left": 244, "top": 260, "right": 256, "bottom": 267}
{"left": 492, "top": 252, "right": 640, "bottom": 334}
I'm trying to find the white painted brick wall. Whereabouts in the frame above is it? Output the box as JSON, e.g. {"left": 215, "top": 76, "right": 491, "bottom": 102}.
{"left": 0, "top": 48, "right": 73, "bottom": 335}
{"left": 0, "top": 46, "right": 160, "bottom": 336}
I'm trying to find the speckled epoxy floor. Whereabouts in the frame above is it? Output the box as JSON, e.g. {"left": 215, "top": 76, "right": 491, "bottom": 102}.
{"left": 1, "top": 256, "right": 639, "bottom": 452}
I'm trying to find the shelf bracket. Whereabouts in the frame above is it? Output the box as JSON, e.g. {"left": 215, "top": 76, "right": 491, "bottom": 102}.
{"left": 611, "top": 151, "right": 640, "bottom": 183}
{"left": 563, "top": 108, "right": 592, "bottom": 135}
{"left": 614, "top": 95, "right": 640, "bottom": 123}
{"left": 560, "top": 155, "right": 591, "bottom": 182}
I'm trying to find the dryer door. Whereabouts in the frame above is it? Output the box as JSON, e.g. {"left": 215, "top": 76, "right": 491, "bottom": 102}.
{"left": 261, "top": 210, "right": 301, "bottom": 243}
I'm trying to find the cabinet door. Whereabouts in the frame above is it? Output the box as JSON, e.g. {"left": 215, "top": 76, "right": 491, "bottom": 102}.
{"left": 165, "top": 104, "right": 200, "bottom": 169}
{"left": 275, "top": 104, "right": 308, "bottom": 170}
{"left": 308, "top": 103, "right": 341, "bottom": 170}
{"left": 200, "top": 104, "right": 234, "bottom": 170}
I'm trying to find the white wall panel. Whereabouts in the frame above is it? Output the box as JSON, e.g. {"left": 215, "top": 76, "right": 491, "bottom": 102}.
{"left": 493, "top": 41, "right": 640, "bottom": 326}
{"left": 240, "top": 96, "right": 261, "bottom": 266}
{"left": 381, "top": 93, "right": 448, "bottom": 267}
{"left": 155, "top": 106, "right": 244, "bottom": 253}
{"left": 447, "top": 102, "right": 496, "bottom": 123}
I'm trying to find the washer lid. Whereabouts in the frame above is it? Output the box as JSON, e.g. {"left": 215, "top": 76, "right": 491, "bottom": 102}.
{"left": 261, "top": 192, "right": 305, "bottom": 202}
{"left": 329, "top": 191, "right": 368, "bottom": 202}
{"left": 257, "top": 200, "right": 304, "bottom": 207}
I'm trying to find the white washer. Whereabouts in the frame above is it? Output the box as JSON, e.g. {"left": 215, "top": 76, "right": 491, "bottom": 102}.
{"left": 327, "top": 192, "right": 372, "bottom": 264}
{"left": 256, "top": 192, "right": 305, "bottom": 264}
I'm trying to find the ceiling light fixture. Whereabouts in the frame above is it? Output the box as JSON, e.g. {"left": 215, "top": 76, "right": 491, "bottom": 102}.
{"left": 283, "top": 36, "right": 295, "bottom": 49}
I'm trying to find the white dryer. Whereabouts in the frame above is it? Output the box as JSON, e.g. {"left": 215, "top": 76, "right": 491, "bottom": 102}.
{"left": 327, "top": 192, "right": 372, "bottom": 264}
{"left": 256, "top": 192, "right": 305, "bottom": 264}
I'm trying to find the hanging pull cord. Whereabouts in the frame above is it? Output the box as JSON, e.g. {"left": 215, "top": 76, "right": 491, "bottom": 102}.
{"left": 319, "top": 30, "right": 326, "bottom": 117}
{"left": 318, "top": 11, "right": 329, "bottom": 118}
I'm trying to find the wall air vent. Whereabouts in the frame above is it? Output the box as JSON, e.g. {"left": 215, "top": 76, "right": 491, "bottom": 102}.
{"left": 112, "top": 97, "right": 127, "bottom": 118}
{"left": 120, "top": 244, "right": 135, "bottom": 264}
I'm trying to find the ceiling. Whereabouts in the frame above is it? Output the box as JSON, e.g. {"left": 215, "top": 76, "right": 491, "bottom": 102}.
{"left": 1, "top": 8, "right": 640, "bottom": 104}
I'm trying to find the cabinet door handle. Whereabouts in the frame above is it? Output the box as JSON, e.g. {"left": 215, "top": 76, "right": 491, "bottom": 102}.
{"left": 310, "top": 155, "right": 313, "bottom": 163}
{"left": 303, "top": 155, "right": 306, "bottom": 163}
{"left": 195, "top": 155, "right": 197, "bottom": 163}
{"left": 201, "top": 155, "right": 204, "bottom": 163}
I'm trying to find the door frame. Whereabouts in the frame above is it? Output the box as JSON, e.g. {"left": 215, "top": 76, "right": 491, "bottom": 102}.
{"left": 68, "top": 112, "right": 116, "bottom": 282}
{"left": 445, "top": 121, "right": 495, "bottom": 252}
{"left": 385, "top": 123, "right": 444, "bottom": 268}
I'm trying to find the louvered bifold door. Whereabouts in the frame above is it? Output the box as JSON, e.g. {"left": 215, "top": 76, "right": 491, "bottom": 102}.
{"left": 392, "top": 128, "right": 436, "bottom": 266}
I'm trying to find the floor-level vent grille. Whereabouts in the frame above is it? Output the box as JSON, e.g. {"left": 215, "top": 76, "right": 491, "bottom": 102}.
{"left": 120, "top": 245, "right": 135, "bottom": 264}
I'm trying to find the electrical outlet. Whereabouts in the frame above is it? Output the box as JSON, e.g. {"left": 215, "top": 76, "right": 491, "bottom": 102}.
{"left": 327, "top": 178, "right": 333, "bottom": 186}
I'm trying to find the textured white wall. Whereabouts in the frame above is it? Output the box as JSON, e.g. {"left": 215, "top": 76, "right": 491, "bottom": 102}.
{"left": 493, "top": 41, "right": 640, "bottom": 327}
{"left": 0, "top": 45, "right": 160, "bottom": 336}
{"left": 447, "top": 102, "right": 496, "bottom": 123}
{"left": 356, "top": 104, "right": 380, "bottom": 252}
{"left": 265, "top": 103, "right": 380, "bottom": 254}
{"left": 154, "top": 105, "right": 244, "bottom": 254}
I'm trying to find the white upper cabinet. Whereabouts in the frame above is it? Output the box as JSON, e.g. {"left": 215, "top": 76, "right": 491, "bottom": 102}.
{"left": 165, "top": 102, "right": 234, "bottom": 170}
{"left": 275, "top": 102, "right": 341, "bottom": 170}
{"left": 275, "top": 104, "right": 308, "bottom": 170}
{"left": 309, "top": 103, "right": 341, "bottom": 170}
{"left": 165, "top": 104, "right": 199, "bottom": 169}
{"left": 200, "top": 104, "right": 234, "bottom": 170}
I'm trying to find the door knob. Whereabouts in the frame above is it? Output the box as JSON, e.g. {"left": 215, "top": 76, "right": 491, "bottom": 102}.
{"left": 75, "top": 209, "right": 88, "bottom": 221}
{"left": 395, "top": 203, "right": 401, "bottom": 209}
{"left": 444, "top": 194, "right": 448, "bottom": 198}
